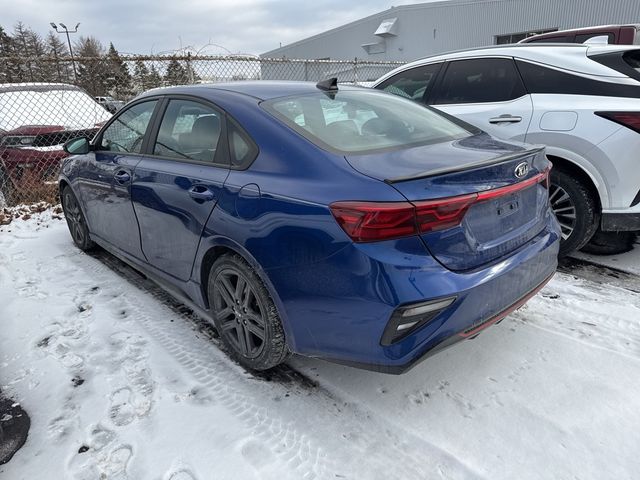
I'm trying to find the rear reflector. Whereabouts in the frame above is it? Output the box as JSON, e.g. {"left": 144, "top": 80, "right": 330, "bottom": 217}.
{"left": 595, "top": 111, "right": 640, "bottom": 134}
{"left": 381, "top": 296, "right": 457, "bottom": 345}
{"left": 331, "top": 168, "right": 550, "bottom": 243}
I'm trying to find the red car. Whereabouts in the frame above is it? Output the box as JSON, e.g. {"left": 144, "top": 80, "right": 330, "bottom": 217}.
{"left": 0, "top": 83, "right": 111, "bottom": 205}
{"left": 520, "top": 24, "right": 640, "bottom": 45}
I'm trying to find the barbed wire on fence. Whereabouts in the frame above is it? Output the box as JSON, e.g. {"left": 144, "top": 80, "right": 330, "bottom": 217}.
{"left": 0, "top": 54, "right": 403, "bottom": 206}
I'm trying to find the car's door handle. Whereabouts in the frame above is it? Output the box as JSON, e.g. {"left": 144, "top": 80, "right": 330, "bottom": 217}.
{"left": 489, "top": 115, "right": 522, "bottom": 124}
{"left": 114, "top": 170, "right": 131, "bottom": 183}
{"left": 188, "top": 185, "right": 215, "bottom": 201}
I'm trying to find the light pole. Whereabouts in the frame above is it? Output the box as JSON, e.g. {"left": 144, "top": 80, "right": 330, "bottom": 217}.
{"left": 50, "top": 22, "right": 80, "bottom": 81}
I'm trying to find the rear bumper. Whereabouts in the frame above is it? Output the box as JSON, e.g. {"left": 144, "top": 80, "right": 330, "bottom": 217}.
{"left": 268, "top": 214, "right": 560, "bottom": 372}
{"left": 326, "top": 272, "right": 554, "bottom": 374}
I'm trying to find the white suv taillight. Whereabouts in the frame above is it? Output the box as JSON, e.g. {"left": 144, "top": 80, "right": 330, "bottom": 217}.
{"left": 595, "top": 112, "right": 640, "bottom": 134}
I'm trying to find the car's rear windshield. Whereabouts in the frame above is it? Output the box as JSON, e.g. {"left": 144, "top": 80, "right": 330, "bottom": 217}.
{"left": 262, "top": 89, "right": 472, "bottom": 154}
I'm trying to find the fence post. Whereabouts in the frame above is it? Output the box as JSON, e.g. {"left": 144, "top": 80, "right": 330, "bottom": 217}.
{"left": 187, "top": 52, "right": 194, "bottom": 84}
{"left": 353, "top": 57, "right": 358, "bottom": 85}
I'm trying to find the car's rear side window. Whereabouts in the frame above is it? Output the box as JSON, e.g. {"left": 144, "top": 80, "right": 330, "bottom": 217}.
{"left": 153, "top": 99, "right": 224, "bottom": 164}
{"left": 516, "top": 59, "right": 640, "bottom": 96}
{"left": 375, "top": 63, "right": 442, "bottom": 102}
{"left": 263, "top": 90, "right": 471, "bottom": 154}
{"left": 433, "top": 58, "right": 526, "bottom": 105}
{"left": 228, "top": 118, "right": 258, "bottom": 168}
{"left": 622, "top": 51, "right": 640, "bottom": 78}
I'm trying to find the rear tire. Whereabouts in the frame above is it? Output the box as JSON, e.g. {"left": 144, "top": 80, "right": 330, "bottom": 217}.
{"left": 208, "top": 254, "right": 288, "bottom": 371}
{"left": 549, "top": 169, "right": 599, "bottom": 257}
{"left": 61, "top": 186, "right": 95, "bottom": 251}
{"left": 580, "top": 229, "right": 638, "bottom": 256}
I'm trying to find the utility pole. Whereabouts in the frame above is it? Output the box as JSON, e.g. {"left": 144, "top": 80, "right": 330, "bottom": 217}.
{"left": 50, "top": 22, "right": 80, "bottom": 81}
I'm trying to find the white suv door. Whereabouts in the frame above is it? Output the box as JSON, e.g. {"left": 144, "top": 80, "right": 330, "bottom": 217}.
{"left": 430, "top": 58, "right": 533, "bottom": 143}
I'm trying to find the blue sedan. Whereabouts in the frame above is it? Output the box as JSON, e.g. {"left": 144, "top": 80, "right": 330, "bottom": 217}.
{"left": 59, "top": 79, "right": 560, "bottom": 373}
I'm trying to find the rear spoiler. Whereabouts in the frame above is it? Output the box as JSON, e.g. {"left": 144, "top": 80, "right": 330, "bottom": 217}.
{"left": 384, "top": 146, "right": 545, "bottom": 184}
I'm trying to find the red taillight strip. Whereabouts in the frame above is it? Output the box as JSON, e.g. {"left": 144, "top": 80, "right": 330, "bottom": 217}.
{"left": 330, "top": 167, "right": 550, "bottom": 243}
{"left": 476, "top": 168, "right": 549, "bottom": 201}
{"left": 458, "top": 272, "right": 554, "bottom": 338}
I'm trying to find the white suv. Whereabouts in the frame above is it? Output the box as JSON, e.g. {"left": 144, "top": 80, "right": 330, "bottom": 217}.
{"left": 374, "top": 44, "right": 640, "bottom": 255}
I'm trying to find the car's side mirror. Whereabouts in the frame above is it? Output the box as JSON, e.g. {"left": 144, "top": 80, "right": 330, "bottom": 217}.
{"left": 63, "top": 137, "right": 91, "bottom": 155}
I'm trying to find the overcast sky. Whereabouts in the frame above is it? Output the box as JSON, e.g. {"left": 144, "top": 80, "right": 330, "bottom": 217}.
{"left": 1, "top": 0, "right": 429, "bottom": 55}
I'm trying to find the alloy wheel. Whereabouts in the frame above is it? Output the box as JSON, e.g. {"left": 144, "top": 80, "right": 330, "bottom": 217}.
{"left": 549, "top": 183, "right": 577, "bottom": 241}
{"left": 213, "top": 268, "right": 267, "bottom": 359}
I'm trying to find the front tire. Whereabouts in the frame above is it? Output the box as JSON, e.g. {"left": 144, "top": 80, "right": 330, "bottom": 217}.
{"left": 61, "top": 185, "right": 95, "bottom": 251}
{"left": 208, "top": 254, "right": 288, "bottom": 371}
{"left": 580, "top": 229, "right": 637, "bottom": 256}
{"left": 549, "top": 169, "right": 599, "bottom": 257}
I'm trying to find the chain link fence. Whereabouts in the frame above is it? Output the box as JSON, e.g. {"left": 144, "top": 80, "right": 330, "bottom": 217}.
{"left": 0, "top": 54, "right": 403, "bottom": 206}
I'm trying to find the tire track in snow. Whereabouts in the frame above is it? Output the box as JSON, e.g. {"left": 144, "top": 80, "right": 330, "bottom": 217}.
{"left": 510, "top": 271, "right": 640, "bottom": 361}
{"left": 67, "top": 246, "right": 484, "bottom": 480}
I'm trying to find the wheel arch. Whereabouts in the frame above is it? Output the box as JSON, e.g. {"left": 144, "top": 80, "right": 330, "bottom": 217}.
{"left": 546, "top": 154, "right": 603, "bottom": 214}
{"left": 195, "top": 238, "right": 296, "bottom": 351}
{"left": 59, "top": 176, "right": 94, "bottom": 232}
{"left": 58, "top": 178, "right": 70, "bottom": 198}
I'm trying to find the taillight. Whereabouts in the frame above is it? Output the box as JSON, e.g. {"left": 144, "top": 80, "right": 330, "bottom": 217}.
{"left": 330, "top": 168, "right": 550, "bottom": 243}
{"left": 329, "top": 201, "right": 417, "bottom": 242}
{"left": 413, "top": 194, "right": 477, "bottom": 234}
{"left": 595, "top": 111, "right": 640, "bottom": 134}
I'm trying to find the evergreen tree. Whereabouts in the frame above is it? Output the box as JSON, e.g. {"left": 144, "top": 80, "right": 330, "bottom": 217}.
{"left": 164, "top": 57, "right": 188, "bottom": 85}
{"left": 148, "top": 64, "right": 162, "bottom": 88}
{"left": 0, "top": 26, "right": 20, "bottom": 83}
{"left": 133, "top": 58, "right": 149, "bottom": 93}
{"left": 24, "top": 29, "right": 52, "bottom": 81}
{"left": 106, "top": 42, "right": 132, "bottom": 99}
{"left": 46, "top": 31, "right": 72, "bottom": 83}
{"left": 12, "top": 22, "right": 34, "bottom": 81}
{"left": 74, "top": 36, "right": 110, "bottom": 96}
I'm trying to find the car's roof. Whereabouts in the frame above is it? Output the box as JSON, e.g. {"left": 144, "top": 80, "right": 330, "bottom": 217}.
{"left": 374, "top": 43, "right": 640, "bottom": 85}
{"left": 0, "top": 82, "right": 83, "bottom": 94}
{"left": 522, "top": 23, "right": 640, "bottom": 40}
{"left": 139, "top": 81, "right": 366, "bottom": 101}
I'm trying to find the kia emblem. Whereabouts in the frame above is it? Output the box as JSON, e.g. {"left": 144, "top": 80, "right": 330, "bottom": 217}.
{"left": 514, "top": 162, "right": 529, "bottom": 179}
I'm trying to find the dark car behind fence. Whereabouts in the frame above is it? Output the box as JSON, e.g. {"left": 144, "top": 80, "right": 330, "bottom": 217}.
{"left": 0, "top": 54, "right": 402, "bottom": 206}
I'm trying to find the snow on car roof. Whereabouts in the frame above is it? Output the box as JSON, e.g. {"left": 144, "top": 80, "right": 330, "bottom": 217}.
{"left": 0, "top": 82, "right": 85, "bottom": 93}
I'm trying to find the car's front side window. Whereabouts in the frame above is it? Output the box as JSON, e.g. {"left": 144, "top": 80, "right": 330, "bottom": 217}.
{"left": 153, "top": 99, "right": 223, "bottom": 164}
{"left": 434, "top": 58, "right": 526, "bottom": 105}
{"left": 100, "top": 100, "right": 158, "bottom": 153}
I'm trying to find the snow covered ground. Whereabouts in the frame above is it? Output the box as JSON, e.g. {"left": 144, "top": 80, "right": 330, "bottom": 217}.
{"left": 1, "top": 210, "right": 639, "bottom": 480}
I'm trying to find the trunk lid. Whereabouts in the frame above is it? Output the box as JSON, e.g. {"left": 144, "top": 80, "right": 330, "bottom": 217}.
{"left": 345, "top": 134, "right": 551, "bottom": 271}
